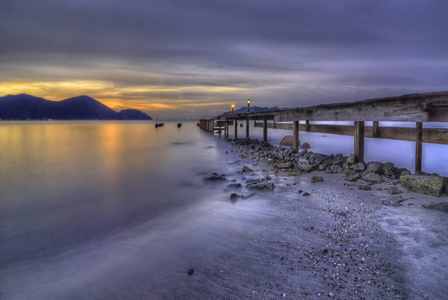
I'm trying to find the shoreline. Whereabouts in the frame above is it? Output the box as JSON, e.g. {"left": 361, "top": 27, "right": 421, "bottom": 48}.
{"left": 175, "top": 138, "right": 448, "bottom": 299}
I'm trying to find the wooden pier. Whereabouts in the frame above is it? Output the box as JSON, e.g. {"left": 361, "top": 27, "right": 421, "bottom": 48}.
{"left": 198, "top": 91, "right": 448, "bottom": 172}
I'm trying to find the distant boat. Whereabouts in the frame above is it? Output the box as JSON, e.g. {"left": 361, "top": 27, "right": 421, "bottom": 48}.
{"left": 177, "top": 123, "right": 182, "bottom": 128}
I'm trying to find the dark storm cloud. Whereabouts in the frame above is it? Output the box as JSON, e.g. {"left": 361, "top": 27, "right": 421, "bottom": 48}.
{"left": 1, "top": 0, "right": 448, "bottom": 117}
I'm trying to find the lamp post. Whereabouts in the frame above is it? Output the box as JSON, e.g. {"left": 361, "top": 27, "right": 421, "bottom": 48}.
{"left": 246, "top": 99, "right": 250, "bottom": 141}
{"left": 247, "top": 99, "right": 250, "bottom": 113}
{"left": 231, "top": 104, "right": 235, "bottom": 115}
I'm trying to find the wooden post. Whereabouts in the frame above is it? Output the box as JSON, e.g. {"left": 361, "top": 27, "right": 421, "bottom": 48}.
{"left": 246, "top": 119, "right": 250, "bottom": 141}
{"left": 293, "top": 120, "right": 300, "bottom": 153}
{"left": 305, "top": 120, "right": 310, "bottom": 131}
{"left": 373, "top": 121, "right": 379, "bottom": 138}
{"left": 234, "top": 119, "right": 238, "bottom": 139}
{"left": 225, "top": 118, "right": 229, "bottom": 139}
{"left": 354, "top": 121, "right": 365, "bottom": 163}
{"left": 415, "top": 122, "right": 423, "bottom": 172}
{"left": 263, "top": 118, "right": 268, "bottom": 142}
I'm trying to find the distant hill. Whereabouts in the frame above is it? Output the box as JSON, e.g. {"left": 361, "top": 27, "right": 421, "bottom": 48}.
{"left": 219, "top": 105, "right": 280, "bottom": 117}
{"left": 117, "top": 109, "right": 152, "bottom": 120}
{"left": 0, "top": 94, "right": 152, "bottom": 120}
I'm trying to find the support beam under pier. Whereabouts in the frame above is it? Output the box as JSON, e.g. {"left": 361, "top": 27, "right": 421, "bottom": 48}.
{"left": 354, "top": 121, "right": 365, "bottom": 163}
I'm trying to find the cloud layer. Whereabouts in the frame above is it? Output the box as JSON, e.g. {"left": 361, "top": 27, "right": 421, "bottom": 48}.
{"left": 1, "top": 0, "right": 447, "bottom": 118}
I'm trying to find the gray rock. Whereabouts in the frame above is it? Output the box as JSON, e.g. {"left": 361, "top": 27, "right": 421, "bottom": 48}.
{"left": 300, "top": 142, "right": 311, "bottom": 149}
{"left": 246, "top": 178, "right": 264, "bottom": 185}
{"left": 357, "top": 184, "right": 372, "bottom": 191}
{"left": 382, "top": 196, "right": 403, "bottom": 207}
{"left": 311, "top": 176, "right": 324, "bottom": 183}
{"left": 330, "top": 165, "right": 343, "bottom": 173}
{"left": 367, "top": 162, "right": 383, "bottom": 174}
{"left": 247, "top": 182, "right": 275, "bottom": 191}
{"left": 205, "top": 175, "right": 226, "bottom": 181}
{"left": 228, "top": 183, "right": 242, "bottom": 189}
{"left": 346, "top": 154, "right": 357, "bottom": 165}
{"left": 276, "top": 162, "right": 292, "bottom": 169}
{"left": 362, "top": 172, "right": 383, "bottom": 183}
{"left": 387, "top": 186, "right": 402, "bottom": 195}
{"left": 400, "top": 174, "right": 447, "bottom": 197}
{"left": 383, "top": 162, "right": 395, "bottom": 176}
{"left": 297, "top": 160, "right": 316, "bottom": 172}
{"left": 422, "top": 202, "right": 448, "bottom": 213}
{"left": 242, "top": 165, "right": 254, "bottom": 173}
{"left": 345, "top": 173, "right": 361, "bottom": 182}
{"left": 350, "top": 162, "right": 366, "bottom": 172}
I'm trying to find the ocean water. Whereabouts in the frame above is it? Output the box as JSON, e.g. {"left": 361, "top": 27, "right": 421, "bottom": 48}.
{"left": 0, "top": 121, "right": 270, "bottom": 299}
{"left": 234, "top": 121, "right": 448, "bottom": 176}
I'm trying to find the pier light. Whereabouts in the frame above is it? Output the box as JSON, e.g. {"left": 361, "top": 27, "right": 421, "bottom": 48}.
{"left": 247, "top": 99, "right": 250, "bottom": 113}
{"left": 231, "top": 103, "right": 235, "bottom": 115}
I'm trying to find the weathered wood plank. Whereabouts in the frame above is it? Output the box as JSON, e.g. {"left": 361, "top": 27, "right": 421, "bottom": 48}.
{"left": 354, "top": 121, "right": 365, "bottom": 163}
{"left": 293, "top": 121, "right": 299, "bottom": 153}
{"left": 222, "top": 91, "right": 448, "bottom": 123}
{"left": 416, "top": 122, "right": 423, "bottom": 172}
{"left": 253, "top": 122, "right": 448, "bottom": 144}
{"left": 263, "top": 119, "right": 268, "bottom": 142}
{"left": 234, "top": 120, "right": 238, "bottom": 139}
{"left": 246, "top": 119, "right": 250, "bottom": 140}
{"left": 373, "top": 121, "right": 379, "bottom": 138}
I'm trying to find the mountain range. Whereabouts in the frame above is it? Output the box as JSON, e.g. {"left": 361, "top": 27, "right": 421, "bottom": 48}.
{"left": 0, "top": 94, "right": 152, "bottom": 120}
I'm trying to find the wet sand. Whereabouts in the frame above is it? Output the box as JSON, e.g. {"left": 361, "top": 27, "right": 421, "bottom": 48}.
{"left": 161, "top": 149, "right": 448, "bottom": 299}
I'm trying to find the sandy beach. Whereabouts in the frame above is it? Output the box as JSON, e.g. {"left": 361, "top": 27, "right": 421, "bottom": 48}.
{"left": 157, "top": 142, "right": 448, "bottom": 299}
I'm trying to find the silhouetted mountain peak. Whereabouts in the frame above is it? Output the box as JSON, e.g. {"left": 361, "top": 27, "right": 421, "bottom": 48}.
{"left": 0, "top": 94, "right": 152, "bottom": 120}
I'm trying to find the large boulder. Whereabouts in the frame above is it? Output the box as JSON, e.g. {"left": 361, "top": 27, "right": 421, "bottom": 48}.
{"left": 279, "top": 135, "right": 294, "bottom": 147}
{"left": 350, "top": 162, "right": 367, "bottom": 172}
{"left": 400, "top": 174, "right": 447, "bottom": 197}
{"left": 366, "top": 162, "right": 383, "bottom": 174}
{"left": 247, "top": 182, "right": 275, "bottom": 191}
{"left": 362, "top": 172, "right": 383, "bottom": 183}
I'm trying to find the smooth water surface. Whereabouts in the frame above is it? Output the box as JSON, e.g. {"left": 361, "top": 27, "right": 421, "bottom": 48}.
{"left": 0, "top": 121, "right": 268, "bottom": 299}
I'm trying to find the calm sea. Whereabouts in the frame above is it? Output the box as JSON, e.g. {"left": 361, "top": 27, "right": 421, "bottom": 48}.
{"left": 0, "top": 120, "right": 446, "bottom": 299}
{"left": 0, "top": 121, "right": 269, "bottom": 299}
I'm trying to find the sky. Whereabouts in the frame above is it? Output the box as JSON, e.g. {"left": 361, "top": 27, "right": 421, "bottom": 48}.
{"left": 1, "top": 0, "right": 447, "bottom": 119}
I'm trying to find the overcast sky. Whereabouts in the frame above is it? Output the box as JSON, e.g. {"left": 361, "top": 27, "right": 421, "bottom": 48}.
{"left": 1, "top": 0, "right": 447, "bottom": 118}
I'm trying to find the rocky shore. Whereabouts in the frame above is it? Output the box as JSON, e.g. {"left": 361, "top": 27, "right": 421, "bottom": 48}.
{"left": 181, "top": 138, "right": 448, "bottom": 299}
{"left": 232, "top": 138, "right": 448, "bottom": 199}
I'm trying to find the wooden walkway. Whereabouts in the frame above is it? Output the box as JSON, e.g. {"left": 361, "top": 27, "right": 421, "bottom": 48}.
{"left": 198, "top": 91, "right": 448, "bottom": 172}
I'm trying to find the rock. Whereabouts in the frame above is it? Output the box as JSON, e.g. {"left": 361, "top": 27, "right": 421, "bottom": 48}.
{"left": 329, "top": 165, "right": 343, "bottom": 173}
{"left": 362, "top": 172, "right": 383, "bottom": 183}
{"left": 387, "top": 186, "right": 402, "bottom": 195}
{"left": 382, "top": 197, "right": 402, "bottom": 207}
{"left": 350, "top": 162, "right": 367, "bottom": 172}
{"left": 366, "top": 162, "right": 383, "bottom": 174}
{"left": 303, "top": 192, "right": 311, "bottom": 196}
{"left": 345, "top": 173, "right": 361, "bottom": 182}
{"left": 230, "top": 193, "right": 242, "bottom": 200}
{"left": 279, "top": 135, "right": 294, "bottom": 147}
{"left": 400, "top": 174, "right": 447, "bottom": 197}
{"left": 357, "top": 184, "right": 372, "bottom": 191}
{"left": 383, "top": 162, "right": 395, "bottom": 177}
{"left": 188, "top": 269, "right": 194, "bottom": 275}
{"left": 346, "top": 154, "right": 357, "bottom": 165}
{"left": 422, "top": 202, "right": 448, "bottom": 213}
{"left": 247, "top": 182, "right": 275, "bottom": 191}
{"left": 227, "top": 183, "right": 242, "bottom": 189}
{"left": 399, "top": 168, "right": 411, "bottom": 177}
{"left": 242, "top": 165, "right": 254, "bottom": 173}
{"left": 297, "top": 159, "right": 315, "bottom": 172}
{"left": 311, "top": 176, "right": 324, "bottom": 183}
{"left": 246, "top": 178, "right": 264, "bottom": 185}
{"left": 276, "top": 162, "right": 292, "bottom": 169}
{"left": 329, "top": 292, "right": 335, "bottom": 298}
{"left": 205, "top": 175, "right": 226, "bottom": 181}
{"left": 300, "top": 142, "right": 311, "bottom": 149}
